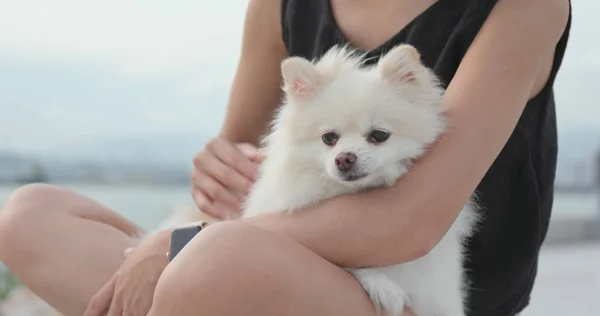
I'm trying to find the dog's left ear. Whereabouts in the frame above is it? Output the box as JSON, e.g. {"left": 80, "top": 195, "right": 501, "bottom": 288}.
{"left": 379, "top": 44, "right": 423, "bottom": 84}
{"left": 281, "top": 57, "right": 322, "bottom": 98}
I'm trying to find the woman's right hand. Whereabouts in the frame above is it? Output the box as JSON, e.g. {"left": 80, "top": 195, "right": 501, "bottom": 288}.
{"left": 191, "top": 137, "right": 262, "bottom": 220}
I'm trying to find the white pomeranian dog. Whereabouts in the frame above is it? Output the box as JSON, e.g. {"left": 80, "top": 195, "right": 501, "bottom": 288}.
{"left": 242, "top": 44, "right": 479, "bottom": 316}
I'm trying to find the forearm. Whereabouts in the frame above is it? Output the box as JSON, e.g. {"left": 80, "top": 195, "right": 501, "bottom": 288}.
{"left": 243, "top": 186, "right": 429, "bottom": 268}
{"left": 148, "top": 229, "right": 173, "bottom": 254}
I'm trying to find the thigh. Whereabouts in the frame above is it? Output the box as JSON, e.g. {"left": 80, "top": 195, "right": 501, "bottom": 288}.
{"left": 150, "top": 221, "right": 413, "bottom": 316}
{"left": 0, "top": 184, "right": 143, "bottom": 316}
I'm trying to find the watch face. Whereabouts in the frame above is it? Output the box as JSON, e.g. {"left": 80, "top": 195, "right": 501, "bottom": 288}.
{"left": 168, "top": 225, "right": 203, "bottom": 262}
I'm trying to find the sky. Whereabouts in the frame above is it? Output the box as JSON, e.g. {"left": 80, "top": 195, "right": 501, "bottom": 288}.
{"left": 0, "top": 0, "right": 247, "bottom": 155}
{"left": 0, "top": 1, "right": 598, "bottom": 159}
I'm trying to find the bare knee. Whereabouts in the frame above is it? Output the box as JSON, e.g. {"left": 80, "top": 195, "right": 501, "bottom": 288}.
{"left": 150, "top": 222, "right": 286, "bottom": 315}
{"left": 0, "top": 183, "right": 65, "bottom": 227}
{"left": 0, "top": 183, "right": 65, "bottom": 259}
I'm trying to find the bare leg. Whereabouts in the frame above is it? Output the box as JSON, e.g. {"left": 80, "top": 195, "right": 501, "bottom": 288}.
{"left": 148, "top": 221, "right": 414, "bottom": 316}
{"left": 0, "top": 183, "right": 143, "bottom": 316}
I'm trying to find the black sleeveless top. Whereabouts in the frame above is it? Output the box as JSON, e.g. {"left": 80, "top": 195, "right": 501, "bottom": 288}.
{"left": 280, "top": 1, "right": 571, "bottom": 315}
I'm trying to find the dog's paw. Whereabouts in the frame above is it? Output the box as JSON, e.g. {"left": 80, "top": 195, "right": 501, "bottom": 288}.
{"left": 349, "top": 268, "right": 409, "bottom": 316}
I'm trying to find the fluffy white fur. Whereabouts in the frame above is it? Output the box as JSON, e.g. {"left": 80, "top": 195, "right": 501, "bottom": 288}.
{"left": 242, "top": 44, "right": 479, "bottom": 316}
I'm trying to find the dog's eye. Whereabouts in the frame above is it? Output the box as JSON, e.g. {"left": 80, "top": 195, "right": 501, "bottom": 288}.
{"left": 368, "top": 130, "right": 390, "bottom": 144}
{"left": 321, "top": 132, "right": 339, "bottom": 146}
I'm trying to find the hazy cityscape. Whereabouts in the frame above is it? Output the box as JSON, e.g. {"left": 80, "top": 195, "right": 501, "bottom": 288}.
{"left": 1, "top": 126, "right": 598, "bottom": 189}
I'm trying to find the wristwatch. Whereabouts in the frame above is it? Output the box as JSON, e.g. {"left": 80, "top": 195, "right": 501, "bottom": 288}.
{"left": 166, "top": 221, "right": 209, "bottom": 262}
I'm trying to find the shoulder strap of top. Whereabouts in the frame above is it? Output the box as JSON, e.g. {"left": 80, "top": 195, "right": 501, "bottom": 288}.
{"left": 281, "top": 0, "right": 289, "bottom": 50}
{"left": 546, "top": 0, "right": 572, "bottom": 89}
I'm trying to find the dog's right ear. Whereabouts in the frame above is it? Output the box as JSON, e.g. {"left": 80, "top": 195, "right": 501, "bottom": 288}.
{"left": 281, "top": 57, "right": 321, "bottom": 99}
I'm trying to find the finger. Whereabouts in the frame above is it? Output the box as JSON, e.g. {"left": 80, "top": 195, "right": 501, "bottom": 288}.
{"left": 195, "top": 149, "right": 254, "bottom": 194}
{"left": 191, "top": 168, "right": 241, "bottom": 210}
{"left": 237, "top": 143, "right": 264, "bottom": 162}
{"left": 191, "top": 185, "right": 228, "bottom": 220}
{"left": 84, "top": 278, "right": 115, "bottom": 316}
{"left": 106, "top": 296, "right": 123, "bottom": 316}
{"left": 207, "top": 138, "right": 258, "bottom": 181}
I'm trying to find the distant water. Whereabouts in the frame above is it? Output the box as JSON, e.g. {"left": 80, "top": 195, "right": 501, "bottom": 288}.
{"left": 0, "top": 183, "right": 598, "bottom": 229}
{"left": 0, "top": 183, "right": 195, "bottom": 231}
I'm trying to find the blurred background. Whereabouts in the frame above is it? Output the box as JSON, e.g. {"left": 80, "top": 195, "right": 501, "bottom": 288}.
{"left": 0, "top": 1, "right": 598, "bottom": 315}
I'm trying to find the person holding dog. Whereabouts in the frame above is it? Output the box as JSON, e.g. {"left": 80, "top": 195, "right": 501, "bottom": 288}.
{"left": 0, "top": 0, "right": 571, "bottom": 315}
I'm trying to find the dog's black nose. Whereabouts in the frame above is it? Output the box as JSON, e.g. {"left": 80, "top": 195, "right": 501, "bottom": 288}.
{"left": 335, "top": 152, "right": 356, "bottom": 172}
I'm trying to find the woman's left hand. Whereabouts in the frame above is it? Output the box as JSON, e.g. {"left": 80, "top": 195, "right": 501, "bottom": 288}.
{"left": 83, "top": 230, "right": 170, "bottom": 316}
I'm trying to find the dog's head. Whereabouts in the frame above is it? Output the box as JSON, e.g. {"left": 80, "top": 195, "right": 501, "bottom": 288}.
{"left": 271, "top": 44, "right": 446, "bottom": 189}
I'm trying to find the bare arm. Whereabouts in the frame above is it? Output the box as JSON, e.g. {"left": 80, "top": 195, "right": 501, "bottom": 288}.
{"left": 190, "top": 0, "right": 287, "bottom": 220}
{"left": 218, "top": 0, "right": 288, "bottom": 145}
{"left": 245, "top": 0, "right": 570, "bottom": 268}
